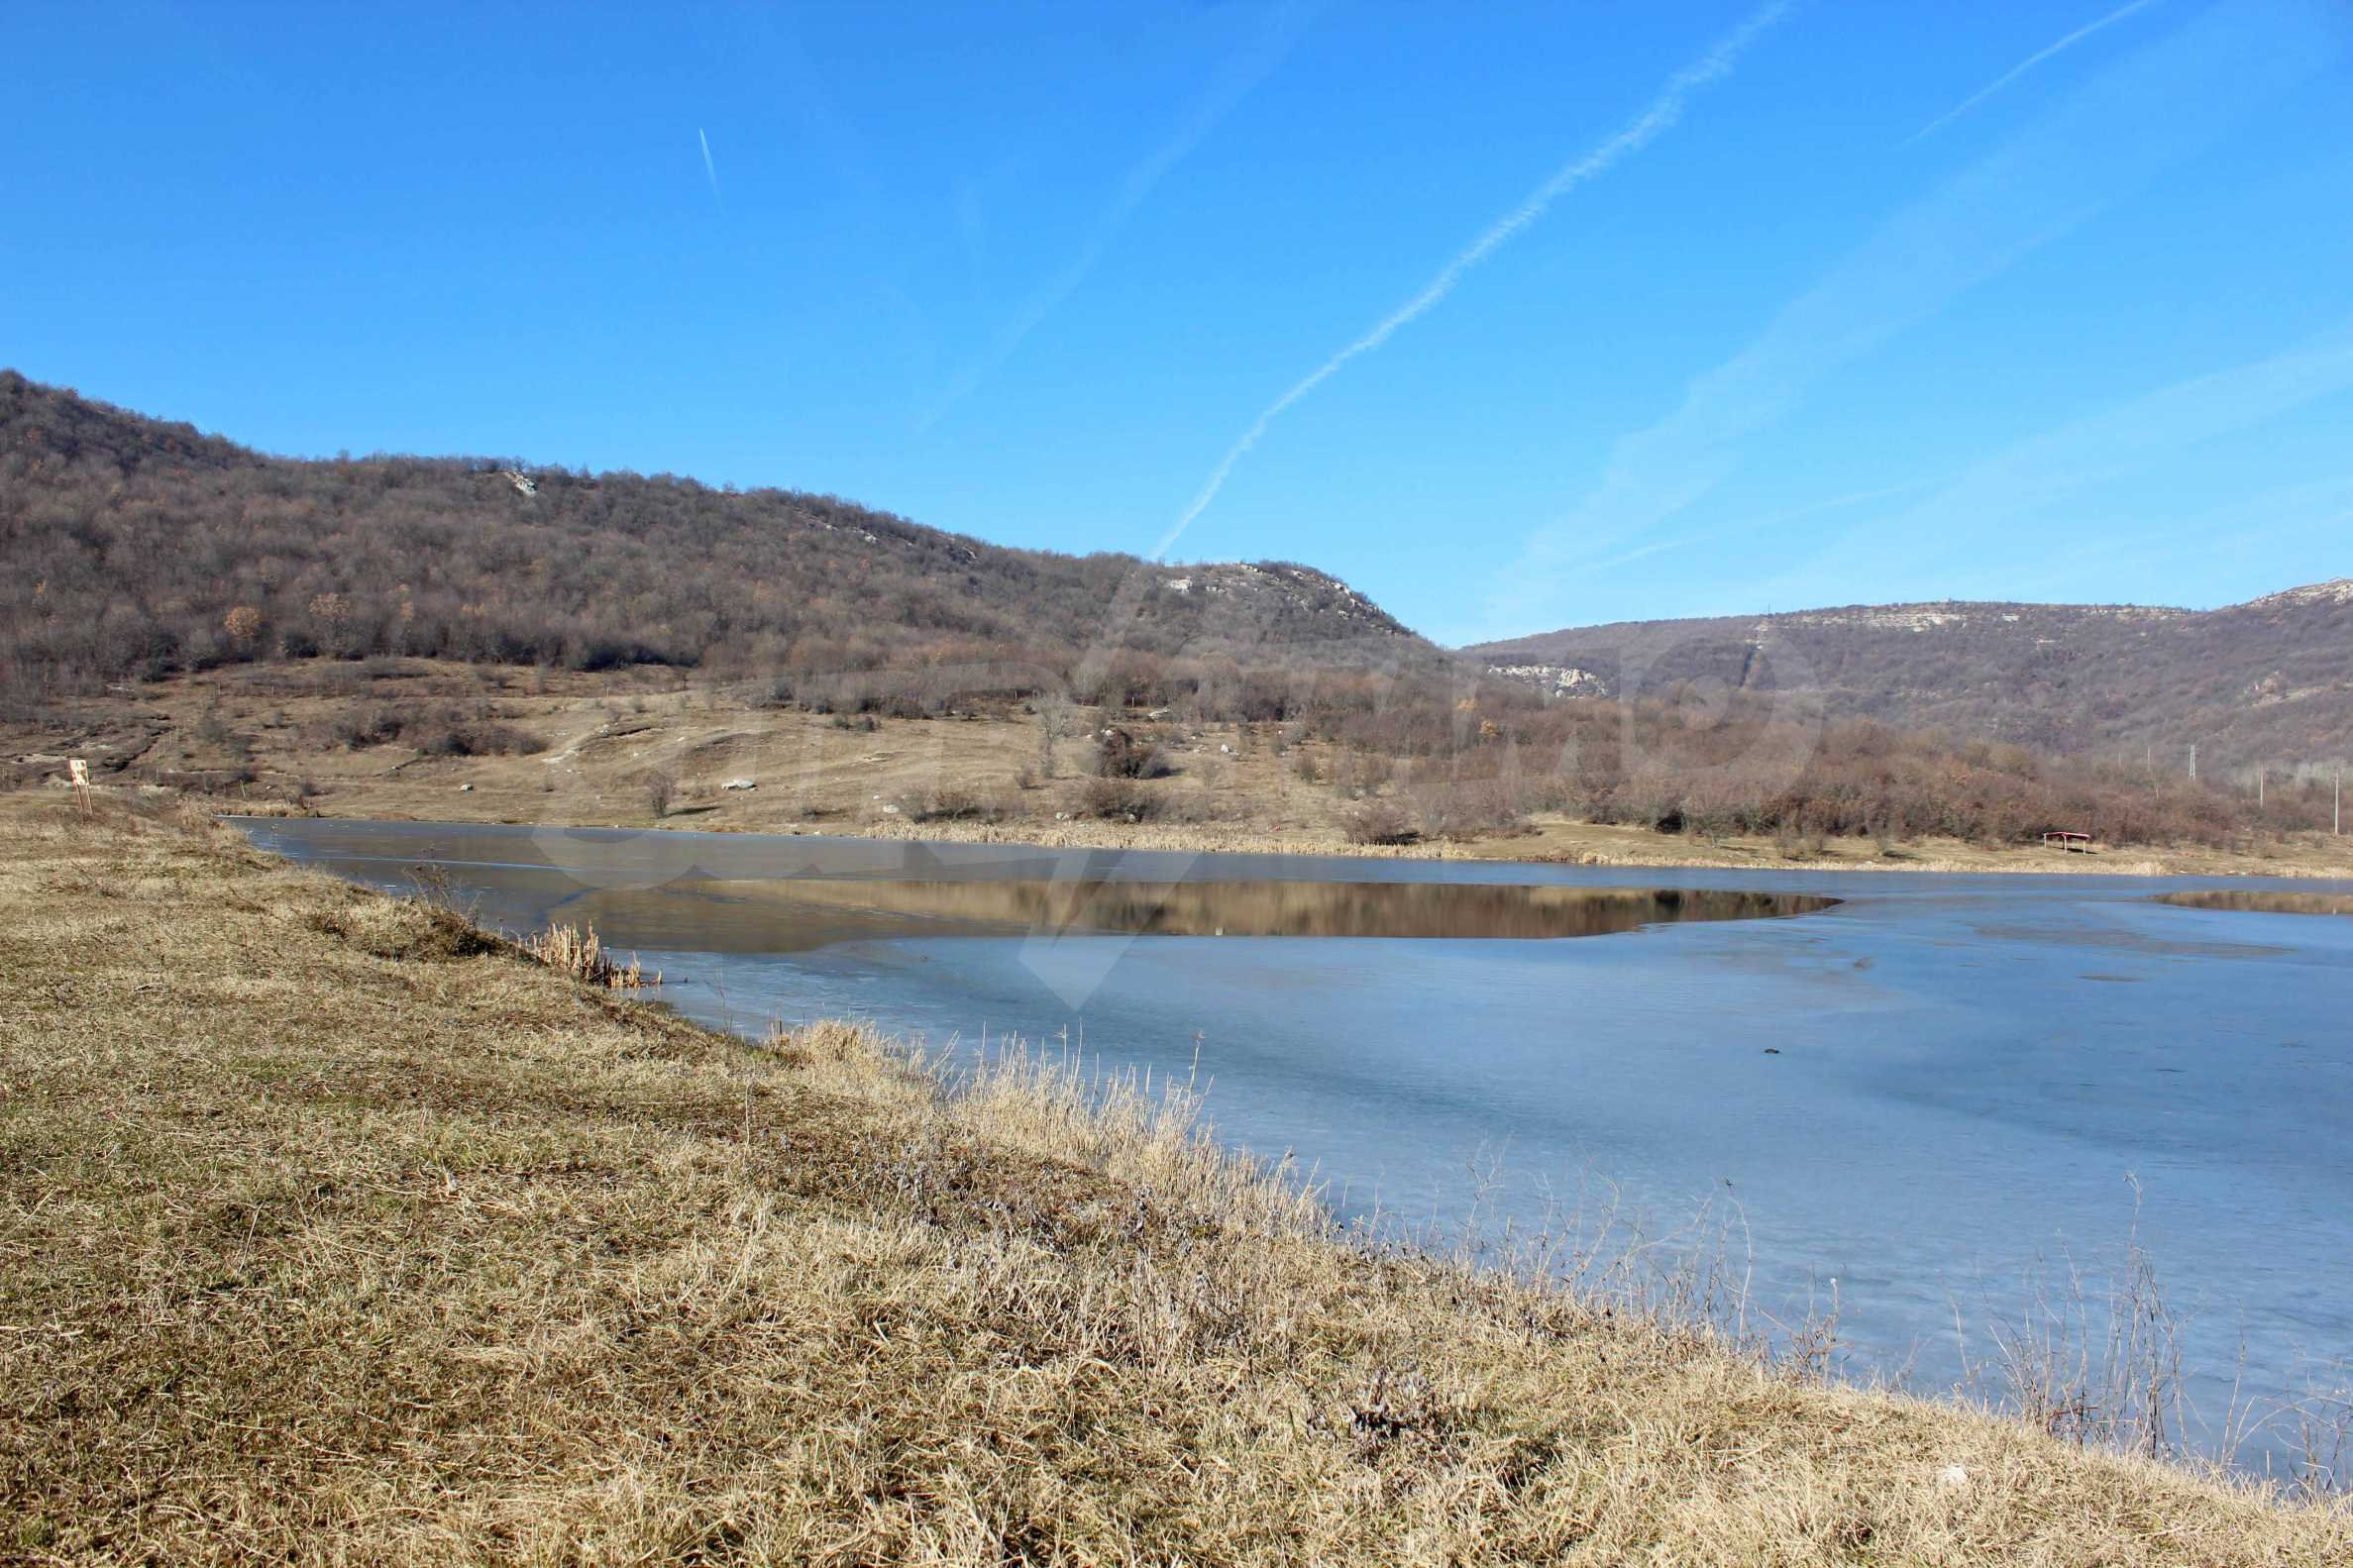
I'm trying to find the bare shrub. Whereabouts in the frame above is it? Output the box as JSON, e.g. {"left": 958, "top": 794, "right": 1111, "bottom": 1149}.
{"left": 1075, "top": 777, "right": 1163, "bottom": 822}
{"left": 1342, "top": 800, "right": 1418, "bottom": 846}
{"left": 910, "top": 784, "right": 1004, "bottom": 822}
{"left": 329, "top": 703, "right": 402, "bottom": 748}
{"left": 190, "top": 707, "right": 250, "bottom": 760}
{"left": 1771, "top": 820, "right": 1826, "bottom": 860}
{"left": 1336, "top": 747, "right": 1395, "bottom": 797}
{"left": 1036, "top": 698, "right": 1071, "bottom": 780}
{"left": 1095, "top": 728, "right": 1172, "bottom": 781}
{"left": 326, "top": 700, "right": 542, "bottom": 757}
{"left": 1408, "top": 777, "right": 1525, "bottom": 840}
{"left": 413, "top": 720, "right": 542, "bottom": 758}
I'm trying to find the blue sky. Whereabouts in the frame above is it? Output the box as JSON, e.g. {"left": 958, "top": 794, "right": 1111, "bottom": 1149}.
{"left": 6, "top": 1, "right": 2350, "bottom": 645}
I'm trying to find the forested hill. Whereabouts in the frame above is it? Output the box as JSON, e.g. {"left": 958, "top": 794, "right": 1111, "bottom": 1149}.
{"left": 0, "top": 372, "right": 1434, "bottom": 710}
{"left": 13, "top": 370, "right": 2344, "bottom": 781}
{"left": 10, "top": 373, "right": 2345, "bottom": 846}
{"left": 1469, "top": 587, "right": 2353, "bottom": 774}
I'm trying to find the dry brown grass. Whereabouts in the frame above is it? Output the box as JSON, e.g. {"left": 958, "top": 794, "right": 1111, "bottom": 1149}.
{"left": 2154, "top": 889, "right": 2353, "bottom": 916}
{"left": 2, "top": 794, "right": 2348, "bottom": 1564}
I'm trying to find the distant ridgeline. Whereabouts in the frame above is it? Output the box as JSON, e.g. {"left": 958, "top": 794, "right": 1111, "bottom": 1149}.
{"left": 0, "top": 371, "right": 1442, "bottom": 717}
{"left": 3, "top": 371, "right": 2340, "bottom": 845}
{"left": 1469, "top": 586, "right": 2353, "bottom": 776}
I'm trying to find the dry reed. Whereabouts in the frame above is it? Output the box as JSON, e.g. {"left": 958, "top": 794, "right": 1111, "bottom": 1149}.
{"left": 519, "top": 919, "right": 654, "bottom": 988}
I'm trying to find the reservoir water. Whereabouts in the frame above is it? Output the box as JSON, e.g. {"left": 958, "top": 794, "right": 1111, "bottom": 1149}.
{"left": 235, "top": 817, "right": 2353, "bottom": 1476}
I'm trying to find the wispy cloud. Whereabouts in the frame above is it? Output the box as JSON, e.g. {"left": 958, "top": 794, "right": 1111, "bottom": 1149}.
{"left": 1152, "top": 0, "right": 1794, "bottom": 560}
{"left": 1427, "top": 480, "right": 1944, "bottom": 644}
{"left": 918, "top": 0, "right": 1322, "bottom": 433}
{"left": 1908, "top": 0, "right": 2162, "bottom": 145}
{"left": 1787, "top": 315, "right": 2353, "bottom": 602}
{"left": 1481, "top": 0, "right": 2338, "bottom": 640}
{"left": 1613, "top": 479, "right": 1943, "bottom": 571}
{"left": 2075, "top": 472, "right": 2353, "bottom": 605}
{"left": 698, "top": 127, "right": 721, "bottom": 202}
{"left": 1977, "top": 471, "right": 2353, "bottom": 606}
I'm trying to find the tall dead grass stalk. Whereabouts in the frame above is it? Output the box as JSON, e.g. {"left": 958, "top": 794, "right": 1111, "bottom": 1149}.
{"left": 520, "top": 920, "right": 654, "bottom": 988}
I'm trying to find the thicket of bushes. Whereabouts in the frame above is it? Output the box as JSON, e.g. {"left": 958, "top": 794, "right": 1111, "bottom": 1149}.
{"left": 322, "top": 700, "right": 543, "bottom": 758}
{"left": 1094, "top": 728, "right": 1173, "bottom": 781}
{"left": 1301, "top": 694, "right": 2332, "bottom": 850}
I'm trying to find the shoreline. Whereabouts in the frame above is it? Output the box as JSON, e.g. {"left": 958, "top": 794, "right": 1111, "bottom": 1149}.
{"left": 209, "top": 793, "right": 2353, "bottom": 883}
{"left": 5, "top": 793, "right": 2348, "bottom": 1560}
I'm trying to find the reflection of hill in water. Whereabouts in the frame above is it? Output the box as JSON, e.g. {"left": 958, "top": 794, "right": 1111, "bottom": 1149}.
{"left": 565, "top": 878, "right": 1835, "bottom": 954}
{"left": 2156, "top": 889, "right": 2353, "bottom": 916}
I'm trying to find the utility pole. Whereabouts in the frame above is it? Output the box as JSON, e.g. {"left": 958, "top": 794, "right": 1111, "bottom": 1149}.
{"left": 2189, "top": 743, "right": 2197, "bottom": 783}
{"left": 2337, "top": 768, "right": 2343, "bottom": 836}
{"left": 2257, "top": 767, "right": 2265, "bottom": 808}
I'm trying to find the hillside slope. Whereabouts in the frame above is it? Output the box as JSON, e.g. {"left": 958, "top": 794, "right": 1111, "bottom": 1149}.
{"left": 0, "top": 372, "right": 1432, "bottom": 709}
{"left": 1470, "top": 586, "right": 2353, "bottom": 773}
{"left": 9, "top": 372, "right": 2344, "bottom": 846}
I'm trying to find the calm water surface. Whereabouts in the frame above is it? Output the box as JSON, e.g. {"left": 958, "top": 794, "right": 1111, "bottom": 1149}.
{"left": 237, "top": 817, "right": 2353, "bottom": 1470}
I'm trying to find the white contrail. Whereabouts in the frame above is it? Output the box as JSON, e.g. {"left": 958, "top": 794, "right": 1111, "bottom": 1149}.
{"left": 1153, "top": 1, "right": 1792, "bottom": 560}
{"left": 919, "top": 0, "right": 1319, "bottom": 432}
{"left": 1907, "top": 0, "right": 2161, "bottom": 144}
{"left": 698, "top": 127, "right": 721, "bottom": 200}
{"left": 1480, "top": 0, "right": 2329, "bottom": 638}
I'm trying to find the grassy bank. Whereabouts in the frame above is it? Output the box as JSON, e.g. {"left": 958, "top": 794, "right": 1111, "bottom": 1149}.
{"left": 3, "top": 796, "right": 2347, "bottom": 1564}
